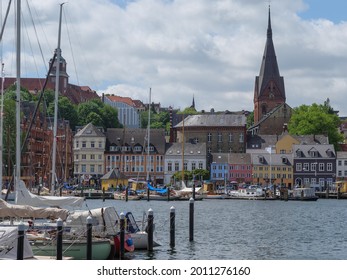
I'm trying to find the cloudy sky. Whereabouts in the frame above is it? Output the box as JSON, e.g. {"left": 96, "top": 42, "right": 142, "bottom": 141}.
{"left": 2, "top": 0, "right": 347, "bottom": 116}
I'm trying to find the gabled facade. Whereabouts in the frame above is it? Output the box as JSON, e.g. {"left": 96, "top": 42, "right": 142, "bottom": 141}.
{"left": 73, "top": 123, "right": 106, "bottom": 185}
{"left": 250, "top": 6, "right": 292, "bottom": 135}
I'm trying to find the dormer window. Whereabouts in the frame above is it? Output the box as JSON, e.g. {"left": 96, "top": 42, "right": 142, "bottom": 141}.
{"left": 309, "top": 150, "right": 318, "bottom": 158}
{"left": 326, "top": 150, "right": 335, "bottom": 158}
{"left": 259, "top": 156, "right": 265, "bottom": 163}
{"left": 296, "top": 150, "right": 302, "bottom": 157}
{"left": 282, "top": 157, "right": 287, "bottom": 164}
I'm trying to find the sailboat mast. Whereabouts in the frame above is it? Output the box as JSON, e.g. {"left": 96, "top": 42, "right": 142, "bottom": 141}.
{"left": 146, "top": 88, "right": 151, "bottom": 182}
{"left": 0, "top": 64, "right": 4, "bottom": 189}
{"left": 15, "top": 0, "right": 21, "bottom": 192}
{"left": 51, "top": 3, "right": 65, "bottom": 194}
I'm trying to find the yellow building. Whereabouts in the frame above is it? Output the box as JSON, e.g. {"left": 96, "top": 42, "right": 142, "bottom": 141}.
{"left": 100, "top": 168, "right": 128, "bottom": 191}
{"left": 251, "top": 152, "right": 293, "bottom": 189}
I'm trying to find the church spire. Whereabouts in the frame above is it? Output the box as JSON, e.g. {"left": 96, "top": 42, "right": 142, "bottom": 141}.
{"left": 267, "top": 5, "right": 272, "bottom": 39}
{"left": 253, "top": 5, "right": 286, "bottom": 124}
{"left": 190, "top": 94, "right": 195, "bottom": 109}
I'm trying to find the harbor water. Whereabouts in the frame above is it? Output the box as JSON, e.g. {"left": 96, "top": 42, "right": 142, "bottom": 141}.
{"left": 82, "top": 198, "right": 347, "bottom": 260}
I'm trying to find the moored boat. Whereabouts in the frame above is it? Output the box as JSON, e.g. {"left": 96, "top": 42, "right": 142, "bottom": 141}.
{"left": 28, "top": 234, "right": 112, "bottom": 260}
{"left": 288, "top": 187, "right": 318, "bottom": 201}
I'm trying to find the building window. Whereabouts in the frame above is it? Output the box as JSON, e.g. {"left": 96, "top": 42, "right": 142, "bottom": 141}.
{"left": 327, "top": 163, "right": 332, "bottom": 171}
{"left": 338, "top": 160, "right": 342, "bottom": 166}
{"left": 296, "top": 163, "right": 302, "bottom": 171}
{"left": 91, "top": 141, "right": 95, "bottom": 148}
{"left": 82, "top": 141, "right": 86, "bottom": 148}
{"left": 90, "top": 154, "right": 95, "bottom": 160}
{"left": 192, "top": 162, "right": 196, "bottom": 170}
{"left": 319, "top": 163, "right": 324, "bottom": 171}
{"left": 81, "top": 164, "right": 86, "bottom": 172}
{"left": 184, "top": 162, "right": 188, "bottom": 171}
{"left": 218, "top": 132, "right": 222, "bottom": 143}
{"left": 303, "top": 163, "right": 309, "bottom": 171}
{"left": 229, "top": 133, "right": 233, "bottom": 143}
{"left": 207, "top": 133, "right": 212, "bottom": 143}
{"left": 174, "top": 162, "right": 179, "bottom": 171}
{"left": 168, "top": 162, "right": 172, "bottom": 172}
{"left": 239, "top": 133, "right": 244, "bottom": 143}
{"left": 199, "top": 162, "right": 203, "bottom": 169}
{"left": 90, "top": 165, "right": 95, "bottom": 173}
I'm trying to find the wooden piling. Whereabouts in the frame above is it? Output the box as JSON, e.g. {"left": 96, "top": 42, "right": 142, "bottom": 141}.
{"left": 189, "top": 198, "right": 194, "bottom": 242}
{"left": 56, "top": 218, "right": 63, "bottom": 260}
{"left": 325, "top": 187, "right": 329, "bottom": 199}
{"left": 147, "top": 208, "right": 154, "bottom": 251}
{"left": 17, "top": 222, "right": 24, "bottom": 260}
{"left": 125, "top": 186, "right": 129, "bottom": 202}
{"left": 337, "top": 187, "right": 340, "bottom": 199}
{"left": 119, "top": 212, "right": 125, "bottom": 259}
{"left": 86, "top": 216, "right": 92, "bottom": 260}
{"left": 170, "top": 206, "right": 175, "bottom": 247}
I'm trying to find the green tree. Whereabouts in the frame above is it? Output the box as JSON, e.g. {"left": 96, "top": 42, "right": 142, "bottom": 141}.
{"left": 246, "top": 111, "right": 254, "bottom": 128}
{"left": 177, "top": 107, "right": 198, "bottom": 115}
{"left": 288, "top": 103, "right": 344, "bottom": 150}
{"left": 77, "top": 98, "right": 120, "bottom": 129}
{"left": 101, "top": 104, "right": 121, "bottom": 129}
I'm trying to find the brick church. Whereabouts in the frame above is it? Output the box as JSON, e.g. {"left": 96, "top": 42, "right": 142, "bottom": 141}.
{"left": 248, "top": 6, "right": 292, "bottom": 136}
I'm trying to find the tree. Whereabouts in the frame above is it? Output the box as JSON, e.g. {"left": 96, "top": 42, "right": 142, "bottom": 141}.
{"left": 77, "top": 99, "right": 120, "bottom": 130}
{"left": 177, "top": 107, "right": 198, "bottom": 115}
{"left": 246, "top": 111, "right": 254, "bottom": 128}
{"left": 288, "top": 103, "right": 344, "bottom": 150}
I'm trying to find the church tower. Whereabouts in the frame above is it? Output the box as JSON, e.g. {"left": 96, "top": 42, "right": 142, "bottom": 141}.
{"left": 48, "top": 49, "right": 69, "bottom": 94}
{"left": 253, "top": 6, "right": 285, "bottom": 124}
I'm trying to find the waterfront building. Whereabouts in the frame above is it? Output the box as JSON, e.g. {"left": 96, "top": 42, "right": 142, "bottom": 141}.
{"left": 104, "top": 128, "right": 166, "bottom": 185}
{"left": 227, "top": 153, "right": 252, "bottom": 185}
{"left": 210, "top": 153, "right": 229, "bottom": 186}
{"left": 251, "top": 151, "right": 293, "bottom": 188}
{"left": 293, "top": 144, "right": 336, "bottom": 189}
{"left": 164, "top": 142, "right": 206, "bottom": 185}
{"left": 73, "top": 123, "right": 106, "bottom": 186}
{"left": 336, "top": 151, "right": 347, "bottom": 181}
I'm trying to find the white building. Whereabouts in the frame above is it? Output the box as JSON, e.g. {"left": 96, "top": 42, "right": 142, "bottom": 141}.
{"left": 336, "top": 151, "right": 347, "bottom": 180}
{"left": 164, "top": 142, "right": 206, "bottom": 185}
{"left": 73, "top": 123, "right": 106, "bottom": 185}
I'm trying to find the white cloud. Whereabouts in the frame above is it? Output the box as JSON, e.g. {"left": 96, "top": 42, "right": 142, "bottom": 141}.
{"left": 3, "top": 0, "right": 347, "bottom": 116}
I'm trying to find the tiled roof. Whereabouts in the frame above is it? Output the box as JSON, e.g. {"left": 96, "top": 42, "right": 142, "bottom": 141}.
{"left": 75, "top": 123, "right": 105, "bottom": 137}
{"left": 175, "top": 114, "right": 246, "bottom": 128}
{"left": 105, "top": 95, "right": 136, "bottom": 107}
{"left": 105, "top": 128, "right": 166, "bottom": 154}
{"left": 165, "top": 142, "right": 206, "bottom": 156}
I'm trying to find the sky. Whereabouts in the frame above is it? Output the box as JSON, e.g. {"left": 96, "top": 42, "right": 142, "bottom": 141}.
{"left": 1, "top": 0, "right": 347, "bottom": 116}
